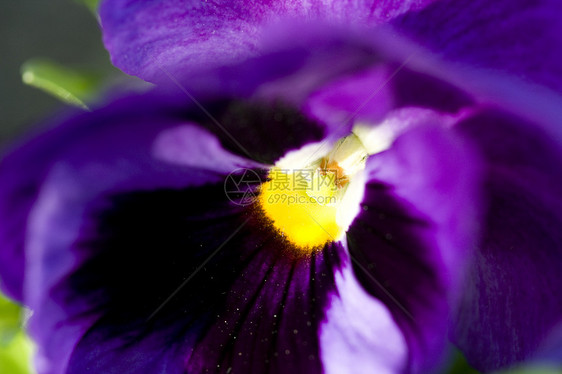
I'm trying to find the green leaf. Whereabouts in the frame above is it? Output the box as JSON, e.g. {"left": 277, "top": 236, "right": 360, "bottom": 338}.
{"left": 21, "top": 59, "right": 103, "bottom": 110}
{"left": 0, "top": 293, "right": 22, "bottom": 344}
{"left": 447, "top": 349, "right": 481, "bottom": 374}
{"left": 73, "top": 0, "right": 100, "bottom": 13}
{"left": 0, "top": 293, "right": 34, "bottom": 374}
{"left": 0, "top": 332, "right": 34, "bottom": 374}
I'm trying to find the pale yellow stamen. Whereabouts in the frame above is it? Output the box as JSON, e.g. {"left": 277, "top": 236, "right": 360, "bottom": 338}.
{"left": 258, "top": 133, "right": 370, "bottom": 252}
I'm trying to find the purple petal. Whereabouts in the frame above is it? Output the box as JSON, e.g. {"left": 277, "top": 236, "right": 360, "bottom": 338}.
{"left": 532, "top": 322, "right": 562, "bottom": 364}
{"left": 0, "top": 81, "right": 344, "bottom": 305}
{"left": 452, "top": 108, "right": 562, "bottom": 371}
{"left": 391, "top": 68, "right": 474, "bottom": 114}
{"left": 346, "top": 123, "right": 481, "bottom": 373}
{"left": 320, "top": 250, "right": 408, "bottom": 374}
{"left": 32, "top": 176, "right": 352, "bottom": 373}
{"left": 0, "top": 111, "right": 97, "bottom": 301}
{"left": 181, "top": 242, "right": 345, "bottom": 373}
{"left": 36, "top": 179, "right": 411, "bottom": 374}
{"left": 394, "top": 0, "right": 562, "bottom": 92}
{"left": 19, "top": 114, "right": 260, "bottom": 374}
{"left": 303, "top": 63, "right": 474, "bottom": 135}
{"left": 99, "top": 0, "right": 438, "bottom": 82}
{"left": 304, "top": 66, "right": 395, "bottom": 128}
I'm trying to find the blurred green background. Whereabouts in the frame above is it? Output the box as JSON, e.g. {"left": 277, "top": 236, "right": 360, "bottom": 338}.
{"left": 0, "top": 1, "right": 109, "bottom": 372}
{"left": 0, "top": 0, "right": 114, "bottom": 145}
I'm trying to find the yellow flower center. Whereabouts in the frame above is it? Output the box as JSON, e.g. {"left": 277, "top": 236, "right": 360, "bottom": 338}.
{"left": 258, "top": 133, "right": 369, "bottom": 252}
{"left": 259, "top": 167, "right": 342, "bottom": 250}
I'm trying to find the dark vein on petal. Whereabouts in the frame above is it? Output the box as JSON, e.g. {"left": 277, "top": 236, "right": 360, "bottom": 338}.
{"left": 307, "top": 251, "right": 322, "bottom": 368}
{"left": 266, "top": 262, "right": 296, "bottom": 374}
{"left": 222, "top": 262, "right": 277, "bottom": 371}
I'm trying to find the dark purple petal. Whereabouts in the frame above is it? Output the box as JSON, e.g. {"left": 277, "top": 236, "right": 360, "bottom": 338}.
{"left": 181, "top": 241, "right": 344, "bottom": 374}
{"left": 0, "top": 79, "right": 345, "bottom": 305}
{"left": 2, "top": 27, "right": 440, "bottom": 373}
{"left": 452, "top": 108, "right": 562, "bottom": 371}
{"left": 35, "top": 181, "right": 412, "bottom": 374}
{"left": 532, "top": 322, "right": 562, "bottom": 364}
{"left": 99, "top": 0, "right": 438, "bottom": 82}
{"left": 10, "top": 14, "right": 562, "bottom": 372}
{"left": 390, "top": 68, "right": 474, "bottom": 114}
{"left": 183, "top": 26, "right": 384, "bottom": 117}
{"left": 3, "top": 68, "right": 400, "bottom": 373}
{"left": 0, "top": 111, "right": 97, "bottom": 301}
{"left": 18, "top": 113, "right": 260, "bottom": 374}
{"left": 32, "top": 179, "right": 350, "bottom": 373}
{"left": 0, "top": 104, "right": 236, "bottom": 304}
{"left": 347, "top": 124, "right": 481, "bottom": 373}
{"left": 394, "top": 0, "right": 562, "bottom": 92}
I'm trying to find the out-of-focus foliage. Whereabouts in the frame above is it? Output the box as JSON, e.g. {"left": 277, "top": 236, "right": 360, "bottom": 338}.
{"left": 496, "top": 367, "right": 562, "bottom": 374}
{"left": 0, "top": 293, "right": 21, "bottom": 344}
{"left": 447, "top": 349, "right": 481, "bottom": 374}
{"left": 0, "top": 293, "right": 34, "bottom": 374}
{"left": 445, "top": 349, "right": 562, "bottom": 374}
{"left": 73, "top": 0, "right": 100, "bottom": 13}
{"left": 442, "top": 350, "right": 562, "bottom": 374}
{"left": 21, "top": 59, "right": 105, "bottom": 110}
{"left": 0, "top": 332, "right": 34, "bottom": 374}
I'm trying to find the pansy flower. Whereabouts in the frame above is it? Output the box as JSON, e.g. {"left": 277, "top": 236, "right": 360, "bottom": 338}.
{"left": 98, "top": 0, "right": 562, "bottom": 371}
{"left": 2, "top": 26, "right": 483, "bottom": 373}
{"left": 1, "top": 5, "right": 562, "bottom": 374}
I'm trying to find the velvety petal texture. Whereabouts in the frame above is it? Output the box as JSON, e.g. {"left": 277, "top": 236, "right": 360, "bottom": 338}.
{"left": 1, "top": 78, "right": 346, "bottom": 373}
{"left": 53, "top": 186, "right": 346, "bottom": 374}
{"left": 100, "top": 0, "right": 562, "bottom": 93}
{"left": 0, "top": 36, "right": 367, "bottom": 301}
{"left": 99, "top": 0, "right": 438, "bottom": 82}
{"left": 297, "top": 47, "right": 482, "bottom": 374}
{"left": 15, "top": 99, "right": 340, "bottom": 374}
{"left": 451, "top": 108, "right": 562, "bottom": 371}
{"left": 20, "top": 105, "right": 257, "bottom": 374}
{"left": 532, "top": 322, "right": 562, "bottom": 364}
{"left": 303, "top": 61, "right": 474, "bottom": 135}
{"left": 347, "top": 123, "right": 481, "bottom": 373}
{"left": 1, "top": 28, "right": 424, "bottom": 374}
{"left": 0, "top": 33, "right": 425, "bottom": 372}
{"left": 5, "top": 17, "right": 562, "bottom": 374}
{"left": 394, "top": 0, "right": 562, "bottom": 92}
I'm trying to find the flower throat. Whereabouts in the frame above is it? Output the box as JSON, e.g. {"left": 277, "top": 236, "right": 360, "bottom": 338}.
{"left": 258, "top": 133, "right": 368, "bottom": 252}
